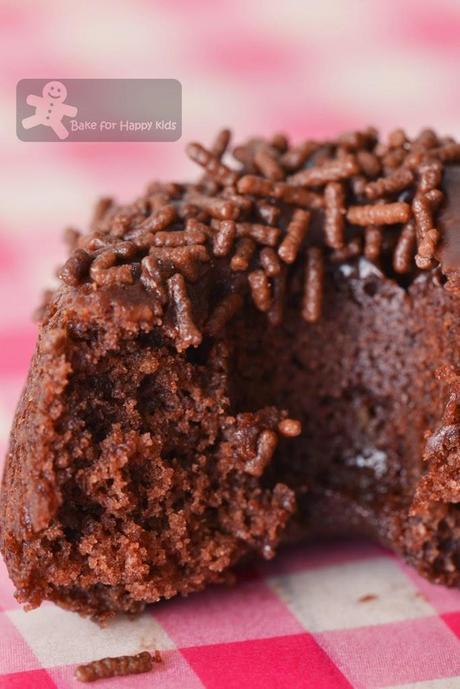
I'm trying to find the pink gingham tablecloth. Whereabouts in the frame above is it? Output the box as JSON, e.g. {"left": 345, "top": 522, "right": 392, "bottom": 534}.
{"left": 1, "top": 537, "right": 460, "bottom": 688}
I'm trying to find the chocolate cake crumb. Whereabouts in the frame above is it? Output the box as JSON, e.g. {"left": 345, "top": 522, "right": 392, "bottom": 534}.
{"left": 244, "top": 429, "right": 279, "bottom": 477}
{"left": 75, "top": 651, "right": 155, "bottom": 682}
{"left": 358, "top": 594, "right": 378, "bottom": 603}
{"left": 278, "top": 419, "right": 302, "bottom": 437}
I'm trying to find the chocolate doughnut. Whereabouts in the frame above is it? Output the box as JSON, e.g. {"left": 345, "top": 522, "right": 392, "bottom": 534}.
{"left": 2, "top": 127, "right": 460, "bottom": 620}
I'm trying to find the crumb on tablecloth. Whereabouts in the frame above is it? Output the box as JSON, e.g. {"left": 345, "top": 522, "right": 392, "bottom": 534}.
{"left": 74, "top": 649, "right": 162, "bottom": 682}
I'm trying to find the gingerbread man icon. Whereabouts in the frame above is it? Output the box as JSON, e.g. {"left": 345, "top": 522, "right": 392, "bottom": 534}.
{"left": 22, "top": 81, "right": 78, "bottom": 140}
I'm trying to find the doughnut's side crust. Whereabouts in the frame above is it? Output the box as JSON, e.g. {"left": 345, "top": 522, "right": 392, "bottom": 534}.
{"left": 0, "top": 283, "right": 297, "bottom": 617}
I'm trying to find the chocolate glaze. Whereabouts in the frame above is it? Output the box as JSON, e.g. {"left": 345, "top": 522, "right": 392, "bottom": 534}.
{"left": 439, "top": 165, "right": 460, "bottom": 272}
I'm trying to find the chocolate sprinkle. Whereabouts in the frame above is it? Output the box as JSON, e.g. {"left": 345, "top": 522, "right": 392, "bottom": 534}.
{"left": 255, "top": 200, "right": 280, "bottom": 226}
{"left": 212, "top": 220, "right": 237, "bottom": 256}
{"left": 187, "top": 142, "right": 238, "bottom": 186}
{"left": 59, "top": 249, "right": 91, "bottom": 286}
{"left": 75, "top": 651, "right": 157, "bottom": 683}
{"left": 260, "top": 246, "right": 282, "bottom": 277}
{"left": 288, "top": 155, "right": 358, "bottom": 187}
{"left": 278, "top": 209, "right": 310, "bottom": 263}
{"left": 206, "top": 292, "right": 244, "bottom": 335}
{"left": 302, "top": 247, "right": 324, "bottom": 323}
{"left": 324, "top": 182, "right": 346, "bottom": 249}
{"left": 89, "top": 243, "right": 137, "bottom": 287}
{"left": 61, "top": 127, "right": 460, "bottom": 334}
{"left": 210, "top": 128, "right": 231, "bottom": 158}
{"left": 248, "top": 269, "right": 272, "bottom": 312}
{"left": 138, "top": 204, "right": 177, "bottom": 232}
{"left": 347, "top": 202, "right": 411, "bottom": 226}
{"left": 254, "top": 144, "right": 285, "bottom": 181}
{"left": 393, "top": 220, "right": 417, "bottom": 273}
{"left": 364, "top": 225, "right": 384, "bottom": 262}
{"left": 237, "top": 175, "right": 324, "bottom": 209}
{"left": 280, "top": 140, "right": 321, "bottom": 170}
{"left": 168, "top": 273, "right": 202, "bottom": 350}
{"left": 365, "top": 168, "right": 414, "bottom": 200}
{"left": 356, "top": 150, "right": 381, "bottom": 178}
{"left": 231, "top": 237, "right": 256, "bottom": 272}
{"left": 236, "top": 222, "right": 281, "bottom": 247}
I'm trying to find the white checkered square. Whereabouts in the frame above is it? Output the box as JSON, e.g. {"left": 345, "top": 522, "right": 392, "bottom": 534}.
{"left": 388, "top": 679, "right": 460, "bottom": 689}
{"left": 268, "top": 556, "right": 435, "bottom": 632}
{"left": 7, "top": 605, "right": 175, "bottom": 667}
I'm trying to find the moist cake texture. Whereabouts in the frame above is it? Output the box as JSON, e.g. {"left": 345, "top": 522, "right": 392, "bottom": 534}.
{"left": 1, "top": 127, "right": 460, "bottom": 619}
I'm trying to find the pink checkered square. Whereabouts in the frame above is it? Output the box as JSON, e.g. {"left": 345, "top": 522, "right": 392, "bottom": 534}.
{"left": 316, "top": 616, "right": 460, "bottom": 688}
{"left": 398, "top": 560, "right": 460, "bottom": 615}
{"left": 0, "top": 669, "right": 57, "bottom": 689}
{"left": 154, "top": 578, "right": 303, "bottom": 647}
{"left": 0, "top": 612, "right": 40, "bottom": 675}
{"left": 0, "top": 556, "right": 20, "bottom": 612}
{"left": 182, "top": 634, "right": 353, "bottom": 689}
{"left": 259, "top": 539, "right": 387, "bottom": 578}
{"left": 442, "top": 611, "right": 460, "bottom": 640}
